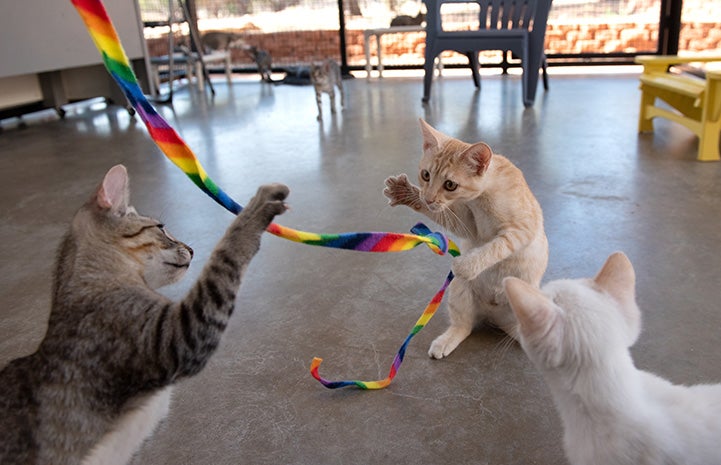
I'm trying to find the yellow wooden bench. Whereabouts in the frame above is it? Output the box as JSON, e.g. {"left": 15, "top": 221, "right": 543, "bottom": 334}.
{"left": 636, "top": 55, "right": 721, "bottom": 161}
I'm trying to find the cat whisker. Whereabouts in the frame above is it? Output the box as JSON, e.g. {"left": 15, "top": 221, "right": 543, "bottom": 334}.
{"left": 440, "top": 207, "right": 472, "bottom": 238}
{"left": 434, "top": 208, "right": 458, "bottom": 235}
{"left": 490, "top": 332, "right": 517, "bottom": 365}
{"left": 437, "top": 208, "right": 455, "bottom": 231}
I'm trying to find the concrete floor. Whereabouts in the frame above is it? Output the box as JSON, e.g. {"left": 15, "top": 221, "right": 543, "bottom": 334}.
{"left": 1, "top": 70, "right": 721, "bottom": 465}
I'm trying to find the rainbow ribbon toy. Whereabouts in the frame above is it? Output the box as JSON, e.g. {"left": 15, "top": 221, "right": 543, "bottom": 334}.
{"left": 70, "top": 0, "right": 460, "bottom": 389}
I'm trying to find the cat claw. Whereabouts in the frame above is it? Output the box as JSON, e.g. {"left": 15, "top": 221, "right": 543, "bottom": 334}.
{"left": 383, "top": 173, "right": 419, "bottom": 208}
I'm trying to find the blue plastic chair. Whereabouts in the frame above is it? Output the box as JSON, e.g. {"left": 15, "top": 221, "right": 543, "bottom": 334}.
{"left": 422, "top": 0, "right": 552, "bottom": 106}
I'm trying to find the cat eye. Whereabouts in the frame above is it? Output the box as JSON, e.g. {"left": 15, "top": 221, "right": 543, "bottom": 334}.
{"left": 125, "top": 223, "right": 166, "bottom": 238}
{"left": 420, "top": 169, "right": 431, "bottom": 182}
{"left": 444, "top": 180, "right": 458, "bottom": 191}
{"left": 123, "top": 224, "right": 159, "bottom": 238}
{"left": 156, "top": 224, "right": 171, "bottom": 237}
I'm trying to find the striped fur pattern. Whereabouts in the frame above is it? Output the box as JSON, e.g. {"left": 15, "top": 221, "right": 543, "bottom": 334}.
{"left": 0, "top": 165, "right": 288, "bottom": 465}
{"left": 310, "top": 59, "right": 344, "bottom": 122}
{"left": 384, "top": 119, "right": 548, "bottom": 359}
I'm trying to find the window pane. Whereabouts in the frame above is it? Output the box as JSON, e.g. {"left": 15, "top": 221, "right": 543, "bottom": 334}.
{"left": 679, "top": 0, "right": 721, "bottom": 56}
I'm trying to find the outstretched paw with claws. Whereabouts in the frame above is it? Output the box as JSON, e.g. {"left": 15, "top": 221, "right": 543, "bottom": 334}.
{"left": 383, "top": 174, "right": 423, "bottom": 211}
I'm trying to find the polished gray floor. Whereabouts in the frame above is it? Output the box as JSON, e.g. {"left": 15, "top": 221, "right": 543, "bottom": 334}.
{"left": 1, "top": 70, "right": 721, "bottom": 465}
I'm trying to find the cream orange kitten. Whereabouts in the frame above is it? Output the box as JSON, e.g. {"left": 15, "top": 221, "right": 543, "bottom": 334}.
{"left": 504, "top": 252, "right": 721, "bottom": 465}
{"left": 384, "top": 119, "right": 548, "bottom": 358}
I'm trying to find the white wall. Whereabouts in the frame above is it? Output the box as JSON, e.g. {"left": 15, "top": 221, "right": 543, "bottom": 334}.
{"left": 0, "top": 0, "right": 145, "bottom": 78}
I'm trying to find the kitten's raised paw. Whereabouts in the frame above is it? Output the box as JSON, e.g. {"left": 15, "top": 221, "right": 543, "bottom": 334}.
{"left": 246, "top": 183, "right": 290, "bottom": 219}
{"left": 256, "top": 183, "right": 289, "bottom": 202}
{"left": 383, "top": 174, "right": 422, "bottom": 209}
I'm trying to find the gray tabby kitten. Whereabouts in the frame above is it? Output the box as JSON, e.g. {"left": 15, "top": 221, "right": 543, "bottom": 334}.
{"left": 0, "top": 165, "right": 289, "bottom": 465}
{"left": 246, "top": 46, "right": 274, "bottom": 83}
{"left": 201, "top": 31, "right": 245, "bottom": 53}
{"left": 310, "top": 59, "right": 344, "bottom": 122}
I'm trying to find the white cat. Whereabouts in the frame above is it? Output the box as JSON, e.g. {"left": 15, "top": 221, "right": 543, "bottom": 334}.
{"left": 503, "top": 252, "right": 721, "bottom": 465}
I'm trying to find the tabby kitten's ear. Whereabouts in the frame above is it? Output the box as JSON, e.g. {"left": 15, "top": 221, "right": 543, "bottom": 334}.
{"left": 419, "top": 118, "right": 449, "bottom": 154}
{"left": 96, "top": 164, "right": 130, "bottom": 215}
{"left": 460, "top": 142, "right": 493, "bottom": 176}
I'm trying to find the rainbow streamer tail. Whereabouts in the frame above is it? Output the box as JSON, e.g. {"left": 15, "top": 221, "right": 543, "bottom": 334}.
{"left": 310, "top": 270, "right": 454, "bottom": 390}
{"left": 267, "top": 221, "right": 460, "bottom": 256}
{"left": 70, "top": 0, "right": 243, "bottom": 215}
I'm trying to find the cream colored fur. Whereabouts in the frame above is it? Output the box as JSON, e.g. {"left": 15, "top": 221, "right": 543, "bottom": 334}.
{"left": 384, "top": 119, "right": 548, "bottom": 358}
{"left": 504, "top": 253, "right": 721, "bottom": 465}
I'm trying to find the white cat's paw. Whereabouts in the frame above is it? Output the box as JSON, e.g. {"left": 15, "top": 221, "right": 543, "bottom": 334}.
{"left": 451, "top": 256, "right": 481, "bottom": 281}
{"left": 428, "top": 330, "right": 468, "bottom": 359}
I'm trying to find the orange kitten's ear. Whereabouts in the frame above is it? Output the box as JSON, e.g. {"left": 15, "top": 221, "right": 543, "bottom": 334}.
{"left": 504, "top": 277, "right": 560, "bottom": 340}
{"left": 460, "top": 142, "right": 492, "bottom": 176}
{"left": 418, "top": 118, "right": 447, "bottom": 153}
{"left": 97, "top": 164, "right": 129, "bottom": 215}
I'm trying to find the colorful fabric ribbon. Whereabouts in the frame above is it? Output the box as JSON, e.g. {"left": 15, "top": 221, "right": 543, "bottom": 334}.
{"left": 311, "top": 267, "right": 455, "bottom": 389}
{"left": 70, "top": 0, "right": 459, "bottom": 389}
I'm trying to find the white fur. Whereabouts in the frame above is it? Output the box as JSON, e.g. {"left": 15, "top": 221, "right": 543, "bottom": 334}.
{"left": 504, "top": 253, "right": 721, "bottom": 465}
{"left": 81, "top": 388, "right": 172, "bottom": 465}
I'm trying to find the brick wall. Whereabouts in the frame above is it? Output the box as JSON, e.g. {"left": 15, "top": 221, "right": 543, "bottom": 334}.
{"left": 346, "top": 20, "right": 721, "bottom": 67}
{"left": 145, "top": 19, "right": 721, "bottom": 69}
{"left": 146, "top": 30, "right": 340, "bottom": 67}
